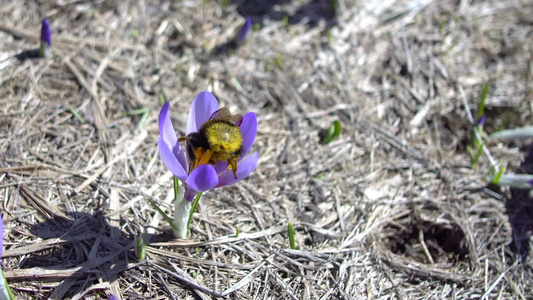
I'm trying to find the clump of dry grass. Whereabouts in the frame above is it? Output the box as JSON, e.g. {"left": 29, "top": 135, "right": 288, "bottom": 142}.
{"left": 0, "top": 0, "right": 531, "bottom": 299}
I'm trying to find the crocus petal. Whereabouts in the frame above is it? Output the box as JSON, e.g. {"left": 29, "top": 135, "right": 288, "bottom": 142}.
{"left": 159, "top": 102, "right": 177, "bottom": 146}
{"left": 41, "top": 18, "right": 52, "bottom": 47}
{"left": 159, "top": 102, "right": 187, "bottom": 170}
{"left": 237, "top": 17, "right": 252, "bottom": 45}
{"left": 238, "top": 112, "right": 257, "bottom": 157}
{"left": 185, "top": 164, "right": 219, "bottom": 192}
{"left": 158, "top": 137, "right": 187, "bottom": 181}
{"left": 217, "top": 151, "right": 258, "bottom": 187}
{"left": 186, "top": 91, "right": 219, "bottom": 134}
{"left": 214, "top": 161, "right": 229, "bottom": 175}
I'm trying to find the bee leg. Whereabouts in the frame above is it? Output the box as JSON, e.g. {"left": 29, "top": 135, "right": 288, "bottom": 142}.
{"left": 228, "top": 157, "right": 238, "bottom": 179}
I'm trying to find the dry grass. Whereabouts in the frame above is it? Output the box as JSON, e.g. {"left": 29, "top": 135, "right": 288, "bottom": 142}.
{"left": 0, "top": 0, "right": 532, "bottom": 299}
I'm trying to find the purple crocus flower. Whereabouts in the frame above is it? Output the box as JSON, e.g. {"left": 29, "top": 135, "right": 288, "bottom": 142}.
{"left": 41, "top": 18, "right": 52, "bottom": 47}
{"left": 237, "top": 17, "right": 252, "bottom": 45}
{"left": 39, "top": 18, "right": 52, "bottom": 58}
{"left": 158, "top": 91, "right": 258, "bottom": 202}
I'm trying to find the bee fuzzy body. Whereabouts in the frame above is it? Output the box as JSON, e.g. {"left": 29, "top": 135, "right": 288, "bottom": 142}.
{"left": 180, "top": 109, "right": 243, "bottom": 179}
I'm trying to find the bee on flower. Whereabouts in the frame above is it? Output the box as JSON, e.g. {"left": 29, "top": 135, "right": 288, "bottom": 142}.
{"left": 158, "top": 91, "right": 258, "bottom": 238}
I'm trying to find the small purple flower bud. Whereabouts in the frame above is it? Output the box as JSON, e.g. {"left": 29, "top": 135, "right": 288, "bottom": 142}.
{"left": 237, "top": 17, "right": 252, "bottom": 45}
{"left": 41, "top": 18, "right": 52, "bottom": 47}
{"left": 476, "top": 114, "right": 485, "bottom": 126}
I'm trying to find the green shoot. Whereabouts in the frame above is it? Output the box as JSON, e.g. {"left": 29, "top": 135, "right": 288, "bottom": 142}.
{"left": 470, "top": 142, "right": 485, "bottom": 168}
{"left": 159, "top": 93, "right": 167, "bottom": 105}
{"left": 274, "top": 53, "right": 283, "bottom": 69}
{"left": 327, "top": 29, "right": 333, "bottom": 44}
{"left": 146, "top": 197, "right": 178, "bottom": 231}
{"left": 322, "top": 120, "right": 342, "bottom": 144}
{"left": 187, "top": 192, "right": 203, "bottom": 235}
{"left": 65, "top": 103, "right": 84, "bottom": 123}
{"left": 288, "top": 222, "right": 297, "bottom": 249}
{"left": 491, "top": 165, "right": 505, "bottom": 185}
{"left": 477, "top": 83, "right": 489, "bottom": 120}
{"left": 123, "top": 107, "right": 149, "bottom": 132}
{"left": 495, "top": 174, "right": 533, "bottom": 189}
{"left": 130, "top": 29, "right": 140, "bottom": 37}
{"left": 173, "top": 177, "right": 180, "bottom": 201}
{"left": 283, "top": 15, "right": 289, "bottom": 26}
{"left": 136, "top": 235, "right": 146, "bottom": 260}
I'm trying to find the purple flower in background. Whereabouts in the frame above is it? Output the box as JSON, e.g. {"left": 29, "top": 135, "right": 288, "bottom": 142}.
{"left": 237, "top": 17, "right": 252, "bottom": 45}
{"left": 476, "top": 114, "right": 485, "bottom": 126}
{"left": 39, "top": 18, "right": 52, "bottom": 58}
{"left": 158, "top": 91, "right": 258, "bottom": 202}
{"left": 41, "top": 18, "right": 52, "bottom": 47}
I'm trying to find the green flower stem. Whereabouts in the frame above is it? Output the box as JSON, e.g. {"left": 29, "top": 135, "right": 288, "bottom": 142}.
{"left": 187, "top": 193, "right": 202, "bottom": 234}
{"left": 0, "top": 269, "right": 14, "bottom": 300}
{"left": 173, "top": 177, "right": 189, "bottom": 238}
{"left": 39, "top": 42, "right": 52, "bottom": 58}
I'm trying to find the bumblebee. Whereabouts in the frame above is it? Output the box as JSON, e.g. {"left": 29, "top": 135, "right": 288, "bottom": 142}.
{"left": 179, "top": 108, "right": 243, "bottom": 179}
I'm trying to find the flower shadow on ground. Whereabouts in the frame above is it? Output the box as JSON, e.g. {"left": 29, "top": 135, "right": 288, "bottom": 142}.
{"left": 236, "top": 0, "right": 337, "bottom": 29}
{"left": 507, "top": 144, "right": 533, "bottom": 260}
{"left": 6, "top": 212, "right": 132, "bottom": 298}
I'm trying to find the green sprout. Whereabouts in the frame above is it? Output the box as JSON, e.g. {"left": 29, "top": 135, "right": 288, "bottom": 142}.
{"left": 130, "top": 29, "right": 140, "bottom": 37}
{"left": 477, "top": 83, "right": 489, "bottom": 120}
{"left": 288, "top": 222, "right": 297, "bottom": 249}
{"left": 146, "top": 196, "right": 179, "bottom": 232}
{"left": 327, "top": 29, "right": 333, "bottom": 44}
{"left": 187, "top": 192, "right": 203, "bottom": 236}
{"left": 275, "top": 53, "right": 283, "bottom": 68}
{"left": 136, "top": 235, "right": 146, "bottom": 260}
{"left": 321, "top": 120, "right": 342, "bottom": 144}
{"left": 468, "top": 84, "right": 488, "bottom": 167}
{"left": 283, "top": 15, "right": 289, "bottom": 26}
{"left": 468, "top": 142, "right": 485, "bottom": 168}
{"left": 65, "top": 103, "right": 84, "bottom": 123}
{"left": 490, "top": 164, "right": 506, "bottom": 185}
{"left": 495, "top": 174, "right": 533, "bottom": 189}
{"left": 123, "top": 107, "right": 149, "bottom": 132}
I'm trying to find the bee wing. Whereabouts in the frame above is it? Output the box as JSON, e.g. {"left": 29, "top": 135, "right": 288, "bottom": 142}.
{"left": 209, "top": 108, "right": 242, "bottom": 124}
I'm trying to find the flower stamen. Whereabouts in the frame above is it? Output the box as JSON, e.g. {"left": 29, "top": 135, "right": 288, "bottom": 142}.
{"left": 192, "top": 147, "right": 214, "bottom": 170}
